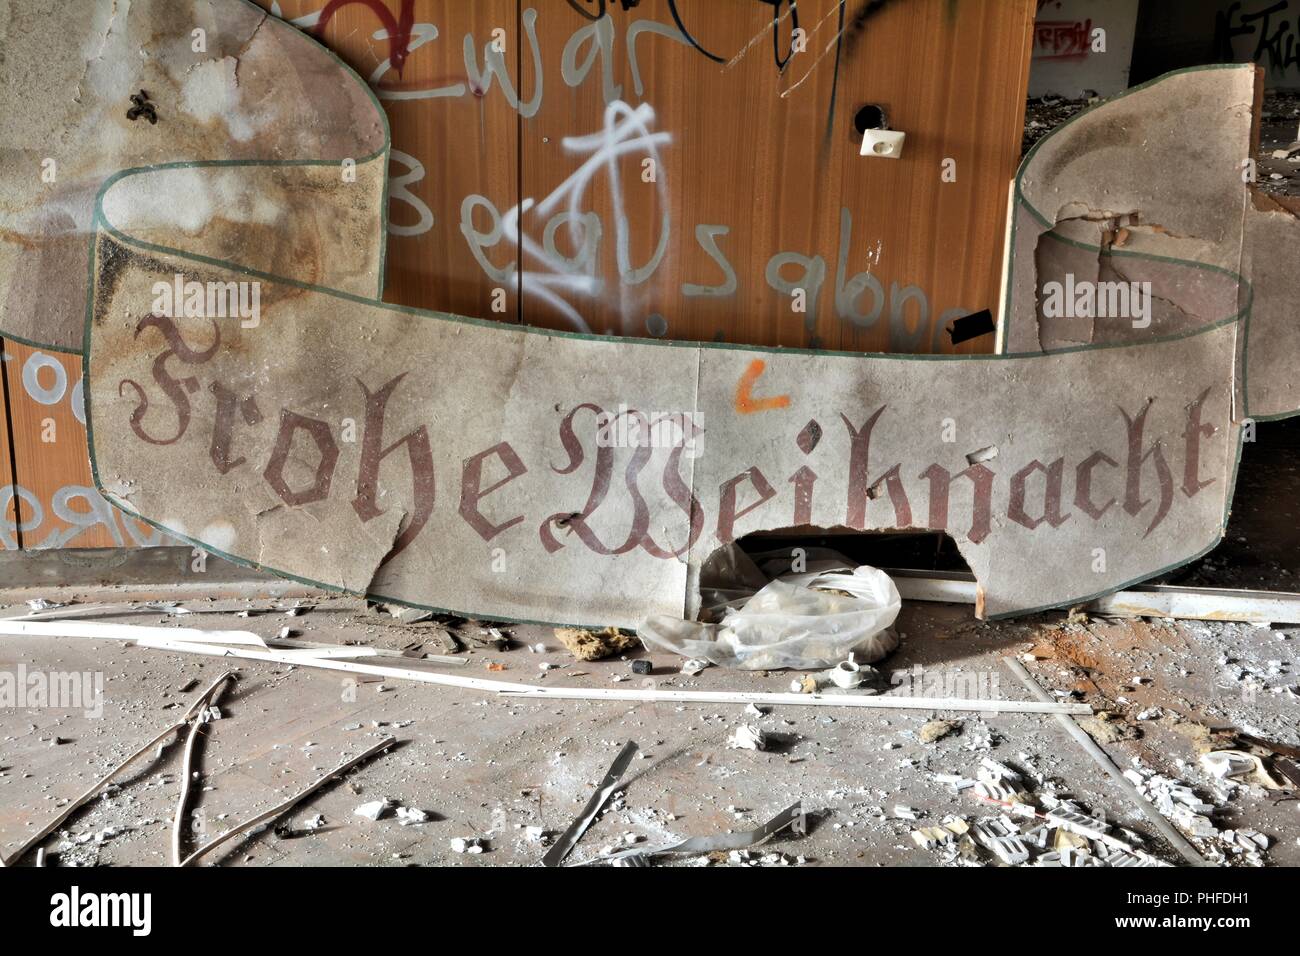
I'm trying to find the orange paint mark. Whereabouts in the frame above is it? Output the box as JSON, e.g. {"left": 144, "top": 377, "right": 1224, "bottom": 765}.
{"left": 734, "top": 359, "right": 791, "bottom": 414}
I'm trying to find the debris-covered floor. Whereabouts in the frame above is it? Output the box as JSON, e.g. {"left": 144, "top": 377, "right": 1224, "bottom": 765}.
{"left": 2, "top": 423, "right": 1298, "bottom": 869}
{"left": 2, "top": 600, "right": 1296, "bottom": 868}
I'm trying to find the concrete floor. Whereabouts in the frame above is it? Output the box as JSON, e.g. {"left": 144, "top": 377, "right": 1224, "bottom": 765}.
{"left": 1, "top": 595, "right": 1296, "bottom": 868}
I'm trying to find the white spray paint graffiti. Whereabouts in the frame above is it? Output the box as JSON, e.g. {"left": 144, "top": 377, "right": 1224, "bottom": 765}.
{"left": 291, "top": 3, "right": 694, "bottom": 109}
{"left": 387, "top": 150, "right": 435, "bottom": 237}
{"left": 0, "top": 351, "right": 168, "bottom": 549}
{"left": 270, "top": 2, "right": 973, "bottom": 347}
{"left": 21, "top": 351, "right": 84, "bottom": 424}
{"left": 462, "top": 100, "right": 672, "bottom": 334}
{"left": 0, "top": 483, "right": 172, "bottom": 550}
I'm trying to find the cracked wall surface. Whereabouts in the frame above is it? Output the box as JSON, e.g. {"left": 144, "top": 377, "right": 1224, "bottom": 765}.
{"left": 0, "top": 0, "right": 386, "bottom": 351}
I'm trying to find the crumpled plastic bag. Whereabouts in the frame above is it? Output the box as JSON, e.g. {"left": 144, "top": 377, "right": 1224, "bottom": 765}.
{"left": 639, "top": 563, "right": 901, "bottom": 671}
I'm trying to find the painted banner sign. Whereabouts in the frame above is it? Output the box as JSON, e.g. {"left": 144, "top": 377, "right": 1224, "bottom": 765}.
{"left": 3, "top": 1, "right": 1296, "bottom": 626}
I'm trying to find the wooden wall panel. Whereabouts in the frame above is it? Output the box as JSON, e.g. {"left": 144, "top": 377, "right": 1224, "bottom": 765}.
{"left": 259, "top": 0, "right": 1034, "bottom": 351}
{"left": 2, "top": 343, "right": 167, "bottom": 549}
{"left": 836, "top": 0, "right": 1036, "bottom": 354}
{"left": 520, "top": 0, "right": 1035, "bottom": 352}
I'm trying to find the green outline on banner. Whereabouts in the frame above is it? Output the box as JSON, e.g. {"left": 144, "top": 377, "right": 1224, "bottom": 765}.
{"left": 1001, "top": 62, "right": 1297, "bottom": 425}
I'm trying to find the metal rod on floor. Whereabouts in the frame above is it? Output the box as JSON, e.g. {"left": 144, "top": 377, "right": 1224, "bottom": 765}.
{"left": 889, "top": 570, "right": 1300, "bottom": 625}
{"left": 1001, "top": 657, "right": 1209, "bottom": 867}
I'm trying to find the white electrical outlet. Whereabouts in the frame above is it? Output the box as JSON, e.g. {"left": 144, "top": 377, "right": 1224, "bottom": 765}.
{"left": 860, "top": 129, "right": 906, "bottom": 159}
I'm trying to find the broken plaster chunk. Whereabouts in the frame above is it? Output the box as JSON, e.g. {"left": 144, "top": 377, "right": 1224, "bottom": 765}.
{"left": 553, "top": 626, "right": 638, "bottom": 662}
{"left": 974, "top": 823, "right": 1030, "bottom": 865}
{"left": 989, "top": 838, "right": 1031, "bottom": 866}
{"left": 354, "top": 799, "right": 394, "bottom": 822}
{"left": 451, "top": 837, "right": 485, "bottom": 854}
{"left": 919, "top": 719, "right": 961, "bottom": 744}
{"left": 396, "top": 806, "right": 430, "bottom": 826}
{"left": 975, "top": 781, "right": 1025, "bottom": 803}
{"left": 893, "top": 805, "right": 920, "bottom": 821}
{"left": 1172, "top": 805, "right": 1218, "bottom": 838}
{"left": 1053, "top": 828, "right": 1090, "bottom": 852}
{"left": 728, "top": 725, "right": 767, "bottom": 751}
{"left": 1199, "top": 751, "right": 1256, "bottom": 781}
{"left": 790, "top": 675, "right": 818, "bottom": 694}
{"left": 1235, "top": 829, "right": 1269, "bottom": 851}
{"left": 934, "top": 773, "right": 976, "bottom": 791}
{"left": 1047, "top": 808, "right": 1110, "bottom": 841}
{"left": 911, "top": 826, "right": 953, "bottom": 849}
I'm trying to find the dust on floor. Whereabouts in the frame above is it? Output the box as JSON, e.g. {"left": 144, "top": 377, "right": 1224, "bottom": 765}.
{"left": 1, "top": 598, "right": 1295, "bottom": 867}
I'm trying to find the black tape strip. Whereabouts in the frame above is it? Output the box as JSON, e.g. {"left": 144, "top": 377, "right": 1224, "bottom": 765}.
{"left": 947, "top": 309, "right": 996, "bottom": 346}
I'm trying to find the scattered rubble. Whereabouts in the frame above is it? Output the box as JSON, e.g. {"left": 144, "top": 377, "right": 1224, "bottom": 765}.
{"left": 919, "top": 719, "right": 961, "bottom": 744}
{"left": 728, "top": 725, "right": 768, "bottom": 751}
{"left": 553, "top": 626, "right": 639, "bottom": 662}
